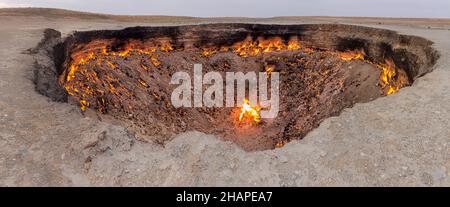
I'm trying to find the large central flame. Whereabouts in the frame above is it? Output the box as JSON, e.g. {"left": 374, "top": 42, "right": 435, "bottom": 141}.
{"left": 238, "top": 99, "right": 261, "bottom": 124}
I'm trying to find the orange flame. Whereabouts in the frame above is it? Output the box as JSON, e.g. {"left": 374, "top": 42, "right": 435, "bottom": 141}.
{"left": 339, "top": 50, "right": 365, "bottom": 61}
{"left": 201, "top": 47, "right": 218, "bottom": 57}
{"left": 197, "top": 37, "right": 303, "bottom": 57}
{"left": 238, "top": 99, "right": 261, "bottom": 124}
{"left": 287, "top": 39, "right": 301, "bottom": 50}
{"left": 150, "top": 55, "right": 161, "bottom": 67}
{"left": 138, "top": 78, "right": 149, "bottom": 88}
{"left": 264, "top": 63, "right": 275, "bottom": 76}
{"left": 64, "top": 39, "right": 409, "bottom": 114}
{"left": 377, "top": 59, "right": 408, "bottom": 95}
{"left": 80, "top": 99, "right": 89, "bottom": 111}
{"left": 275, "top": 140, "right": 289, "bottom": 148}
{"left": 160, "top": 41, "right": 174, "bottom": 52}
{"left": 337, "top": 49, "right": 408, "bottom": 96}
{"left": 117, "top": 48, "right": 131, "bottom": 57}
{"left": 232, "top": 37, "right": 303, "bottom": 57}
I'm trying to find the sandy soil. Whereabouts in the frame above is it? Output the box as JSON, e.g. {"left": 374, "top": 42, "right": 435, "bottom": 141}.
{"left": 0, "top": 8, "right": 449, "bottom": 186}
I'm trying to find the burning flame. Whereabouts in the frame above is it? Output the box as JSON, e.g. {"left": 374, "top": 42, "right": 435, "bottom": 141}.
{"left": 197, "top": 36, "right": 305, "bottom": 58}
{"left": 275, "top": 140, "right": 289, "bottom": 148}
{"left": 339, "top": 50, "right": 365, "bottom": 61}
{"left": 201, "top": 47, "right": 218, "bottom": 57}
{"left": 337, "top": 49, "right": 409, "bottom": 96}
{"left": 287, "top": 39, "right": 301, "bottom": 50}
{"left": 232, "top": 37, "right": 303, "bottom": 57}
{"left": 106, "top": 61, "right": 116, "bottom": 69}
{"left": 138, "top": 78, "right": 149, "bottom": 88}
{"left": 117, "top": 48, "right": 131, "bottom": 57}
{"left": 80, "top": 99, "right": 89, "bottom": 111}
{"left": 264, "top": 63, "right": 275, "bottom": 76}
{"left": 63, "top": 40, "right": 175, "bottom": 112}
{"left": 160, "top": 41, "right": 174, "bottom": 52}
{"left": 150, "top": 55, "right": 161, "bottom": 66}
{"left": 377, "top": 59, "right": 408, "bottom": 95}
{"left": 238, "top": 99, "right": 261, "bottom": 124}
{"left": 64, "top": 37, "right": 409, "bottom": 114}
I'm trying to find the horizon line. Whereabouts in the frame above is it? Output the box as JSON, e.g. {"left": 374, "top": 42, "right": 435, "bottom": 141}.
{"left": 1, "top": 7, "right": 450, "bottom": 20}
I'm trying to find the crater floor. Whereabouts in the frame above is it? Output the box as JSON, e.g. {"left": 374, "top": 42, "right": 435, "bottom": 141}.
{"left": 0, "top": 8, "right": 449, "bottom": 186}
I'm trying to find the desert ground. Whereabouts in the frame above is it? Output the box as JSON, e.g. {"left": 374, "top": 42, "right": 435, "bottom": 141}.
{"left": 0, "top": 8, "right": 449, "bottom": 186}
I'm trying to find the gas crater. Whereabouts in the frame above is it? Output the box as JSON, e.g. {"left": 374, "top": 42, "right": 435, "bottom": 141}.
{"left": 33, "top": 24, "right": 439, "bottom": 151}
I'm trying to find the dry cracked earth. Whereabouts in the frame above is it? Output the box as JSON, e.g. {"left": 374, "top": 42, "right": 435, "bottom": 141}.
{"left": 0, "top": 8, "right": 449, "bottom": 186}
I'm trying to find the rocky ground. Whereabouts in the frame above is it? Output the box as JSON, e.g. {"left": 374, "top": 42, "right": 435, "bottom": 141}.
{"left": 0, "top": 8, "right": 449, "bottom": 186}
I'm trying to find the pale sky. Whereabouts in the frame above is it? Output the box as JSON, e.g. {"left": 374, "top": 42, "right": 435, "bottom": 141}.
{"left": 1, "top": 0, "right": 449, "bottom": 18}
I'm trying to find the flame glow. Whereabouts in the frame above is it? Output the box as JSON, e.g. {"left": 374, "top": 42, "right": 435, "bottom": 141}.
{"left": 63, "top": 36, "right": 409, "bottom": 113}
{"left": 336, "top": 49, "right": 408, "bottom": 96}
{"left": 80, "top": 99, "right": 88, "bottom": 111}
{"left": 377, "top": 59, "right": 408, "bottom": 95}
{"left": 238, "top": 99, "right": 261, "bottom": 124}
{"left": 201, "top": 47, "right": 218, "bottom": 57}
{"left": 160, "top": 41, "right": 174, "bottom": 52}
{"left": 232, "top": 37, "right": 302, "bottom": 57}
{"left": 63, "top": 40, "right": 174, "bottom": 112}
{"left": 339, "top": 50, "right": 366, "bottom": 61}
{"left": 198, "top": 37, "right": 306, "bottom": 58}
{"left": 265, "top": 63, "right": 275, "bottom": 76}
{"left": 275, "top": 140, "right": 289, "bottom": 148}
